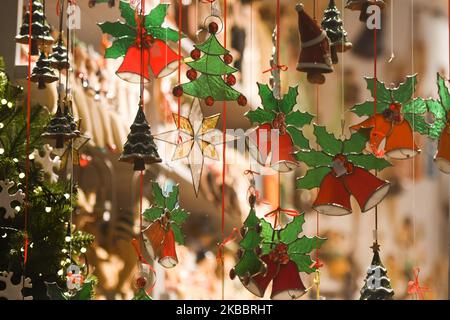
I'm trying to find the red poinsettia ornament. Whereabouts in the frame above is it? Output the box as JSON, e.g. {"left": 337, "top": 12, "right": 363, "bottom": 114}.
{"left": 98, "top": 2, "right": 182, "bottom": 83}
{"left": 246, "top": 84, "right": 313, "bottom": 172}
{"left": 296, "top": 125, "right": 392, "bottom": 216}
{"left": 141, "top": 182, "right": 189, "bottom": 268}
{"left": 350, "top": 75, "right": 425, "bottom": 160}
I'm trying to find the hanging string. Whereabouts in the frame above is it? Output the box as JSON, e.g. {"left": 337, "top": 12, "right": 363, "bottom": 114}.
{"left": 388, "top": 0, "right": 395, "bottom": 63}
{"left": 341, "top": 0, "right": 345, "bottom": 136}
{"left": 138, "top": 0, "right": 145, "bottom": 263}
{"left": 263, "top": 0, "right": 287, "bottom": 74}
{"left": 177, "top": 0, "right": 182, "bottom": 134}
{"left": 411, "top": 0, "right": 416, "bottom": 261}
{"left": 372, "top": 7, "right": 379, "bottom": 244}
{"left": 219, "top": 0, "right": 228, "bottom": 301}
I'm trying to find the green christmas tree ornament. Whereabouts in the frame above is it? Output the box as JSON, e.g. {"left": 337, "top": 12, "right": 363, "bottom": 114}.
{"left": 173, "top": 21, "right": 247, "bottom": 107}
{"left": 296, "top": 125, "right": 392, "bottom": 216}
{"left": 360, "top": 242, "right": 394, "bottom": 300}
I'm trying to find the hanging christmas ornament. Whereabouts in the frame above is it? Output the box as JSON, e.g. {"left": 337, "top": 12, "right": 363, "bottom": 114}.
{"left": 49, "top": 38, "right": 70, "bottom": 71}
{"left": 295, "top": 3, "right": 333, "bottom": 85}
{"left": 0, "top": 271, "right": 33, "bottom": 300}
{"left": 173, "top": 19, "right": 247, "bottom": 106}
{"left": 244, "top": 215, "right": 325, "bottom": 299}
{"left": 407, "top": 268, "right": 430, "bottom": 300}
{"left": 423, "top": 74, "right": 450, "bottom": 174}
{"left": 15, "top": 0, "right": 54, "bottom": 55}
{"left": 350, "top": 75, "right": 425, "bottom": 159}
{"left": 119, "top": 105, "right": 161, "bottom": 171}
{"left": 230, "top": 173, "right": 266, "bottom": 288}
{"left": 321, "top": 0, "right": 352, "bottom": 64}
{"left": 45, "top": 277, "right": 95, "bottom": 300}
{"left": 132, "top": 262, "right": 153, "bottom": 300}
{"left": 155, "top": 99, "right": 232, "bottom": 196}
{"left": 141, "top": 182, "right": 189, "bottom": 268}
{"left": 360, "top": 242, "right": 394, "bottom": 300}
{"left": 32, "top": 144, "right": 61, "bottom": 183}
{"left": 98, "top": 2, "right": 182, "bottom": 82}
{"left": 246, "top": 84, "right": 313, "bottom": 172}
{"left": 30, "top": 51, "right": 58, "bottom": 89}
{"left": 296, "top": 125, "right": 391, "bottom": 216}
{"left": 41, "top": 102, "right": 77, "bottom": 149}
{"left": 346, "top": 0, "right": 385, "bottom": 22}
{"left": 0, "top": 180, "right": 25, "bottom": 220}
{"left": 89, "top": 0, "right": 115, "bottom": 8}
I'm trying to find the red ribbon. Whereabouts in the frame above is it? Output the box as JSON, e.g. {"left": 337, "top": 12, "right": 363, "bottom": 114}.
{"left": 131, "top": 238, "right": 156, "bottom": 293}
{"left": 264, "top": 207, "right": 300, "bottom": 227}
{"left": 23, "top": 234, "right": 29, "bottom": 265}
{"left": 216, "top": 227, "right": 239, "bottom": 263}
{"left": 263, "top": 64, "right": 288, "bottom": 74}
{"left": 309, "top": 259, "right": 324, "bottom": 270}
{"left": 407, "top": 268, "right": 430, "bottom": 300}
{"left": 200, "top": 0, "right": 216, "bottom": 3}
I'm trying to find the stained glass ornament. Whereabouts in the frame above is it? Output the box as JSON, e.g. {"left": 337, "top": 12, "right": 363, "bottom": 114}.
{"left": 246, "top": 84, "right": 313, "bottom": 172}
{"left": 141, "top": 182, "right": 189, "bottom": 269}
{"left": 423, "top": 74, "right": 450, "bottom": 174}
{"left": 45, "top": 277, "right": 95, "bottom": 300}
{"left": 230, "top": 173, "right": 265, "bottom": 288}
{"left": 244, "top": 215, "right": 325, "bottom": 299}
{"left": 296, "top": 3, "right": 333, "bottom": 85}
{"left": 155, "top": 99, "right": 234, "bottom": 196}
{"left": 296, "top": 125, "right": 392, "bottom": 216}
{"left": 30, "top": 51, "right": 58, "bottom": 90}
{"left": 173, "top": 20, "right": 247, "bottom": 106}
{"left": 15, "top": 0, "right": 54, "bottom": 56}
{"left": 98, "top": 2, "right": 182, "bottom": 82}
{"left": 321, "top": 0, "right": 352, "bottom": 64}
{"left": 360, "top": 242, "right": 394, "bottom": 300}
{"left": 346, "top": 0, "right": 385, "bottom": 22}
{"left": 350, "top": 75, "right": 425, "bottom": 160}
{"left": 132, "top": 262, "right": 153, "bottom": 300}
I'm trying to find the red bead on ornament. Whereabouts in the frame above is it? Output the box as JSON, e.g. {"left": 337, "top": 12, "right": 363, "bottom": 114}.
{"left": 226, "top": 74, "right": 236, "bottom": 86}
{"left": 205, "top": 96, "right": 215, "bottom": 106}
{"left": 172, "top": 85, "right": 183, "bottom": 97}
{"left": 237, "top": 95, "right": 247, "bottom": 106}
{"left": 223, "top": 54, "right": 233, "bottom": 64}
{"left": 135, "top": 277, "right": 147, "bottom": 289}
{"left": 190, "top": 49, "right": 201, "bottom": 60}
{"left": 208, "top": 22, "right": 219, "bottom": 34}
{"left": 187, "top": 69, "right": 197, "bottom": 80}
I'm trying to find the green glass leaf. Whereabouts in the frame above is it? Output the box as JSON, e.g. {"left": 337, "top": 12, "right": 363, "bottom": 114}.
{"left": 166, "top": 185, "right": 179, "bottom": 211}
{"left": 171, "top": 223, "right": 184, "bottom": 245}
{"left": 146, "top": 4, "right": 169, "bottom": 27}
{"left": 403, "top": 113, "right": 431, "bottom": 137}
{"left": 186, "top": 55, "right": 237, "bottom": 75}
{"left": 119, "top": 1, "right": 137, "bottom": 27}
{"left": 171, "top": 208, "right": 189, "bottom": 225}
{"left": 296, "top": 167, "right": 331, "bottom": 190}
{"left": 195, "top": 34, "right": 229, "bottom": 55}
{"left": 342, "top": 130, "right": 369, "bottom": 154}
{"left": 147, "top": 26, "right": 182, "bottom": 42}
{"left": 366, "top": 77, "right": 392, "bottom": 103}
{"left": 257, "top": 83, "right": 277, "bottom": 112}
{"left": 132, "top": 288, "right": 152, "bottom": 300}
{"left": 347, "top": 154, "right": 392, "bottom": 171}
{"left": 437, "top": 73, "right": 450, "bottom": 111}
{"left": 239, "top": 229, "right": 262, "bottom": 250}
{"left": 290, "top": 253, "right": 315, "bottom": 274}
{"left": 426, "top": 99, "right": 447, "bottom": 121}
{"left": 260, "top": 218, "right": 274, "bottom": 255}
{"left": 279, "top": 215, "right": 305, "bottom": 244}
{"left": 295, "top": 150, "right": 332, "bottom": 167}
{"left": 234, "top": 251, "right": 263, "bottom": 277}
{"left": 244, "top": 209, "right": 260, "bottom": 227}
{"left": 286, "top": 126, "right": 309, "bottom": 149}
{"left": 279, "top": 86, "right": 298, "bottom": 114}
{"left": 143, "top": 207, "right": 164, "bottom": 222}
{"left": 392, "top": 74, "right": 417, "bottom": 104}
{"left": 73, "top": 280, "right": 95, "bottom": 300}
{"left": 98, "top": 21, "right": 136, "bottom": 38}
{"left": 285, "top": 110, "right": 314, "bottom": 128}
{"left": 314, "top": 125, "right": 343, "bottom": 155}
{"left": 288, "top": 236, "right": 326, "bottom": 255}
{"left": 245, "top": 108, "right": 275, "bottom": 125}
{"left": 181, "top": 74, "right": 241, "bottom": 101}
{"left": 151, "top": 182, "right": 165, "bottom": 207}
{"left": 402, "top": 98, "right": 427, "bottom": 115}
{"left": 105, "top": 36, "right": 134, "bottom": 59}
{"left": 351, "top": 101, "right": 390, "bottom": 117}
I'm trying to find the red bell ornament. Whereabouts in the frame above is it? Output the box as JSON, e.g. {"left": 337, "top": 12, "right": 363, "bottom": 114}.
{"left": 148, "top": 39, "right": 181, "bottom": 78}
{"left": 244, "top": 255, "right": 278, "bottom": 297}
{"left": 296, "top": 3, "right": 333, "bottom": 85}
{"left": 435, "top": 124, "right": 450, "bottom": 174}
{"left": 116, "top": 45, "right": 151, "bottom": 83}
{"left": 159, "top": 227, "right": 178, "bottom": 268}
{"left": 271, "top": 261, "right": 306, "bottom": 300}
{"left": 313, "top": 172, "right": 352, "bottom": 216}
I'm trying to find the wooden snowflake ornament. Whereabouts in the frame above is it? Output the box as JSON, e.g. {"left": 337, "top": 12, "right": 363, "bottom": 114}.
{"left": 0, "top": 180, "right": 25, "bottom": 219}
{"left": 0, "top": 271, "right": 33, "bottom": 300}
{"left": 32, "top": 144, "right": 61, "bottom": 183}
